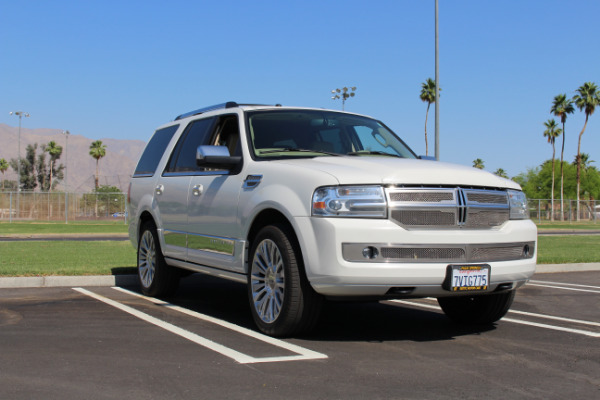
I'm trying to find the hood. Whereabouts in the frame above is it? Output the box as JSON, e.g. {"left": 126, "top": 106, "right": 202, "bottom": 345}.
{"left": 274, "top": 156, "right": 521, "bottom": 189}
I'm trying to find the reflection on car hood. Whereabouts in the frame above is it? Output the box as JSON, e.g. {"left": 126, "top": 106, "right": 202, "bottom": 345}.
{"left": 274, "top": 157, "right": 521, "bottom": 189}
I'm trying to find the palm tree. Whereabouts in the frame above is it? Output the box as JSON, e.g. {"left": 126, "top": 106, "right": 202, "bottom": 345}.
{"left": 574, "top": 153, "right": 595, "bottom": 170}
{"left": 550, "top": 94, "right": 575, "bottom": 221}
{"left": 44, "top": 141, "right": 63, "bottom": 191}
{"left": 89, "top": 140, "right": 107, "bottom": 189}
{"left": 543, "top": 119, "right": 562, "bottom": 221}
{"left": 494, "top": 168, "right": 509, "bottom": 179}
{"left": 0, "top": 158, "right": 9, "bottom": 190}
{"left": 419, "top": 78, "right": 440, "bottom": 156}
{"left": 572, "top": 82, "right": 600, "bottom": 220}
{"left": 472, "top": 159, "right": 485, "bottom": 169}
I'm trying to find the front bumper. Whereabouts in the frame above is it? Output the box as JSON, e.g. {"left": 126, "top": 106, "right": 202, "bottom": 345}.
{"left": 295, "top": 217, "right": 537, "bottom": 298}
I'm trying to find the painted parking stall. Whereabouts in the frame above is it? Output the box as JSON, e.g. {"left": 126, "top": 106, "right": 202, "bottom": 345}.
{"left": 74, "top": 287, "right": 327, "bottom": 364}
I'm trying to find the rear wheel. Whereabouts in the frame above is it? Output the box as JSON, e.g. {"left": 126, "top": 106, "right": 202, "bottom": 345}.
{"left": 137, "top": 221, "right": 180, "bottom": 297}
{"left": 437, "top": 290, "right": 516, "bottom": 325}
{"left": 248, "top": 224, "right": 322, "bottom": 337}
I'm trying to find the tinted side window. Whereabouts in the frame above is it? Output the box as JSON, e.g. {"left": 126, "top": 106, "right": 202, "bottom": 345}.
{"left": 166, "top": 117, "right": 215, "bottom": 172}
{"left": 133, "top": 125, "right": 179, "bottom": 177}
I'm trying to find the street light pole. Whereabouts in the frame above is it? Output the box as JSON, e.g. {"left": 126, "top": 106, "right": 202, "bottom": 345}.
{"left": 434, "top": 0, "right": 440, "bottom": 161}
{"left": 62, "top": 130, "right": 70, "bottom": 224}
{"left": 9, "top": 111, "right": 30, "bottom": 191}
{"left": 331, "top": 87, "right": 357, "bottom": 111}
{"left": 9, "top": 111, "right": 30, "bottom": 219}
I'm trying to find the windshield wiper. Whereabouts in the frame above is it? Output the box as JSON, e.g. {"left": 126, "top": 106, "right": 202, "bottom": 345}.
{"left": 258, "top": 148, "right": 340, "bottom": 156}
{"left": 347, "top": 150, "right": 401, "bottom": 157}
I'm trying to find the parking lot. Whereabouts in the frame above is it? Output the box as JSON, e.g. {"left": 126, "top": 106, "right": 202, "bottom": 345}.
{"left": 1, "top": 271, "right": 598, "bottom": 400}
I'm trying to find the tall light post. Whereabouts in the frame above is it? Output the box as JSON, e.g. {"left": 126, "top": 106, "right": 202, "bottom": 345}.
{"left": 9, "top": 111, "right": 30, "bottom": 219}
{"left": 9, "top": 111, "right": 30, "bottom": 191}
{"left": 331, "top": 87, "right": 357, "bottom": 111}
{"left": 434, "top": 0, "right": 440, "bottom": 161}
{"left": 62, "top": 130, "right": 70, "bottom": 223}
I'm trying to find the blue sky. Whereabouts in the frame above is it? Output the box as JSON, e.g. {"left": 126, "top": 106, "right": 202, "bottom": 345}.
{"left": 1, "top": 0, "right": 599, "bottom": 178}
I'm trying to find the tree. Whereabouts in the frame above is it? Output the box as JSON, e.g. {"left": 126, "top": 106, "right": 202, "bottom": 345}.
{"left": 44, "top": 141, "right": 63, "bottom": 191}
{"left": 0, "top": 158, "right": 8, "bottom": 190}
{"left": 10, "top": 144, "right": 38, "bottom": 190}
{"left": 89, "top": 140, "right": 107, "bottom": 189}
{"left": 472, "top": 158, "right": 485, "bottom": 169}
{"left": 572, "top": 82, "right": 600, "bottom": 220}
{"left": 493, "top": 168, "right": 509, "bottom": 179}
{"left": 420, "top": 78, "right": 440, "bottom": 156}
{"left": 543, "top": 119, "right": 562, "bottom": 220}
{"left": 550, "top": 94, "right": 574, "bottom": 220}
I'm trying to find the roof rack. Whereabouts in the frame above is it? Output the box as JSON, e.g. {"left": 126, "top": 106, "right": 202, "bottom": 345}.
{"left": 174, "top": 102, "right": 280, "bottom": 121}
{"left": 174, "top": 102, "right": 239, "bottom": 120}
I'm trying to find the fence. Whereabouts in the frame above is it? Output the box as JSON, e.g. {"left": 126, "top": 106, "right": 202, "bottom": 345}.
{"left": 528, "top": 199, "right": 599, "bottom": 223}
{"left": 1, "top": 192, "right": 598, "bottom": 224}
{"left": 0, "top": 191, "right": 127, "bottom": 223}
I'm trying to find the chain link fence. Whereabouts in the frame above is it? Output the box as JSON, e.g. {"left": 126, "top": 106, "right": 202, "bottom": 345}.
{"left": 528, "top": 199, "right": 599, "bottom": 223}
{"left": 0, "top": 191, "right": 127, "bottom": 223}
{"left": 1, "top": 192, "right": 598, "bottom": 224}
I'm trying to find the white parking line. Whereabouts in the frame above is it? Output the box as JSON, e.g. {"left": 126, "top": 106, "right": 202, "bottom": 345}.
{"left": 527, "top": 283, "right": 600, "bottom": 294}
{"left": 389, "top": 299, "right": 600, "bottom": 338}
{"left": 530, "top": 280, "right": 600, "bottom": 290}
{"left": 74, "top": 287, "right": 327, "bottom": 364}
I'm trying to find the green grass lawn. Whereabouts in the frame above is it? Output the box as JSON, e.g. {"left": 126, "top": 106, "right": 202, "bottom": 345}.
{"left": 536, "top": 220, "right": 599, "bottom": 230}
{"left": 0, "top": 241, "right": 136, "bottom": 276}
{"left": 0, "top": 220, "right": 128, "bottom": 235}
{"left": 536, "top": 235, "right": 600, "bottom": 264}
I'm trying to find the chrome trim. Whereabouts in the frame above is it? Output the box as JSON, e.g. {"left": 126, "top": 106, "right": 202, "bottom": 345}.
{"left": 164, "top": 230, "right": 187, "bottom": 248}
{"left": 342, "top": 242, "right": 536, "bottom": 263}
{"left": 187, "top": 233, "right": 235, "bottom": 256}
{"left": 387, "top": 187, "right": 510, "bottom": 229}
{"left": 166, "top": 257, "right": 247, "bottom": 284}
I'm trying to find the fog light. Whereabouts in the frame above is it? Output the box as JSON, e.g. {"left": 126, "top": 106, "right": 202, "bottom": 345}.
{"left": 362, "top": 246, "right": 379, "bottom": 259}
{"left": 523, "top": 244, "right": 530, "bottom": 258}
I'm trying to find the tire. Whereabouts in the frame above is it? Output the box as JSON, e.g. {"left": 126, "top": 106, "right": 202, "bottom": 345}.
{"left": 248, "top": 224, "right": 322, "bottom": 337}
{"left": 137, "top": 221, "right": 180, "bottom": 297}
{"left": 437, "top": 290, "right": 516, "bottom": 325}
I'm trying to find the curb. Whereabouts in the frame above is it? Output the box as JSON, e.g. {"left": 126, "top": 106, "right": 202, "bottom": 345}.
{"left": 1, "top": 263, "right": 599, "bottom": 289}
{"left": 0, "top": 275, "right": 138, "bottom": 289}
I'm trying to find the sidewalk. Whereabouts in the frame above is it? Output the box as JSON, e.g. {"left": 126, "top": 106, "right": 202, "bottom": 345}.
{"left": 1, "top": 263, "right": 598, "bottom": 289}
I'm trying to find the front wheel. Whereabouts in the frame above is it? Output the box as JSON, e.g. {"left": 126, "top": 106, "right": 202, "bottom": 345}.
{"left": 137, "top": 221, "right": 180, "bottom": 297}
{"left": 248, "top": 224, "right": 322, "bottom": 337}
{"left": 437, "top": 290, "right": 516, "bottom": 325}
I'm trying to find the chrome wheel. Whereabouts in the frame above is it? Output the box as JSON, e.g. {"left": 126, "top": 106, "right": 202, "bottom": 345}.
{"left": 250, "top": 239, "right": 285, "bottom": 323}
{"left": 138, "top": 229, "right": 156, "bottom": 289}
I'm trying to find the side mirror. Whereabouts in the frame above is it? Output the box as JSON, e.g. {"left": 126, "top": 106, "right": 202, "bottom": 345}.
{"left": 196, "top": 145, "right": 241, "bottom": 167}
{"left": 418, "top": 155, "right": 437, "bottom": 161}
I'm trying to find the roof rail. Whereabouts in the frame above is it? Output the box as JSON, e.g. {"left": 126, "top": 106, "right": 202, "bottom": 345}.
{"left": 174, "top": 102, "right": 239, "bottom": 120}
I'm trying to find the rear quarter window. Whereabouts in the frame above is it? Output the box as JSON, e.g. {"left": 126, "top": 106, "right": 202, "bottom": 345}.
{"left": 133, "top": 125, "right": 179, "bottom": 177}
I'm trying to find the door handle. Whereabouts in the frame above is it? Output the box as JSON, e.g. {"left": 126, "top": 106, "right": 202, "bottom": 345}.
{"left": 155, "top": 184, "right": 164, "bottom": 195}
{"left": 192, "top": 184, "right": 203, "bottom": 196}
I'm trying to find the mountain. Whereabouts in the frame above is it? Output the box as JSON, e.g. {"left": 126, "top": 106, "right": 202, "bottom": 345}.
{"left": 0, "top": 123, "right": 146, "bottom": 192}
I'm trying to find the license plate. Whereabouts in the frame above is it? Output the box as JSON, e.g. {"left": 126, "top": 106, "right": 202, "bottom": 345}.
{"left": 446, "top": 265, "right": 490, "bottom": 292}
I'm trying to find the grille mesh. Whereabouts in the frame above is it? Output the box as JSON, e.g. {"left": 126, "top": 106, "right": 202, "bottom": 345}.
{"left": 388, "top": 187, "right": 510, "bottom": 229}
{"left": 466, "top": 210, "right": 509, "bottom": 227}
{"left": 381, "top": 247, "right": 465, "bottom": 260}
{"left": 466, "top": 192, "right": 507, "bottom": 204}
{"left": 389, "top": 192, "right": 454, "bottom": 202}
{"left": 391, "top": 210, "right": 456, "bottom": 226}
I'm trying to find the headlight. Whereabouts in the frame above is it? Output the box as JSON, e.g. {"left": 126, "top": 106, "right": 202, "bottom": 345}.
{"left": 312, "top": 185, "right": 387, "bottom": 218}
{"left": 508, "top": 190, "right": 529, "bottom": 220}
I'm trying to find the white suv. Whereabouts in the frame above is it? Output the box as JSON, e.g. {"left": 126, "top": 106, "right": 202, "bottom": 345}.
{"left": 128, "top": 102, "right": 537, "bottom": 337}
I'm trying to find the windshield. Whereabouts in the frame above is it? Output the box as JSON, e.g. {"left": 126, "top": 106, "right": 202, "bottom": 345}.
{"left": 247, "top": 110, "right": 417, "bottom": 159}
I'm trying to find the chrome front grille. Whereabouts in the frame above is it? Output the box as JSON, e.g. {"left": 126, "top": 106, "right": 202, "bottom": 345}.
{"left": 387, "top": 187, "right": 509, "bottom": 229}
